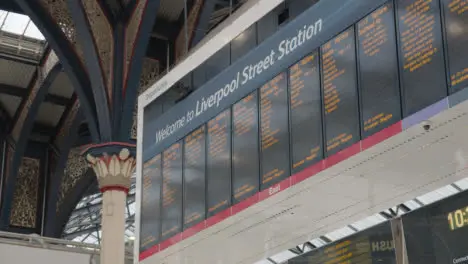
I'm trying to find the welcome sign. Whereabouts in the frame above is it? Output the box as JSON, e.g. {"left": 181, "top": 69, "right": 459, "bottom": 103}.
{"left": 143, "top": 0, "right": 388, "bottom": 160}
{"left": 155, "top": 19, "right": 323, "bottom": 145}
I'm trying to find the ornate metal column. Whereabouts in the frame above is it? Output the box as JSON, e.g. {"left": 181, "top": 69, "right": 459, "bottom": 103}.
{"left": 83, "top": 143, "right": 136, "bottom": 264}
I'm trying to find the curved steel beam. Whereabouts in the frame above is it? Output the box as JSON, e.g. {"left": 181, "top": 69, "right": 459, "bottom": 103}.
{"left": 14, "top": 0, "right": 100, "bottom": 142}
{"left": 43, "top": 97, "right": 83, "bottom": 237}
{"left": 190, "top": 0, "right": 217, "bottom": 48}
{"left": 118, "top": 0, "right": 161, "bottom": 141}
{"left": 0, "top": 51, "right": 62, "bottom": 229}
{"left": 66, "top": 0, "right": 113, "bottom": 141}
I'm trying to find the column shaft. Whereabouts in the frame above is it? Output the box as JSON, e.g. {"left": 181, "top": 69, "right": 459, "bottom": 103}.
{"left": 101, "top": 190, "right": 127, "bottom": 264}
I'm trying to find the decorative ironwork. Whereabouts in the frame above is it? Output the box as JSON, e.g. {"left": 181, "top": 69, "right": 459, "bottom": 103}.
{"left": 39, "top": 0, "right": 85, "bottom": 63}
{"left": 131, "top": 58, "right": 159, "bottom": 139}
{"left": 54, "top": 99, "right": 81, "bottom": 148}
{"left": 81, "top": 0, "right": 114, "bottom": 98}
{"left": 57, "top": 147, "right": 88, "bottom": 211}
{"left": 85, "top": 148, "right": 136, "bottom": 191}
{"left": 10, "top": 157, "right": 40, "bottom": 228}
{"left": 124, "top": 0, "right": 148, "bottom": 82}
{"left": 175, "top": 0, "right": 203, "bottom": 62}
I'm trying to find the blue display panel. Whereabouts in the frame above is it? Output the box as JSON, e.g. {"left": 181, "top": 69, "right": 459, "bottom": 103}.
{"left": 396, "top": 0, "right": 447, "bottom": 116}
{"left": 206, "top": 109, "right": 232, "bottom": 216}
{"left": 260, "top": 72, "right": 290, "bottom": 190}
{"left": 161, "top": 142, "right": 183, "bottom": 240}
{"left": 232, "top": 91, "right": 259, "bottom": 203}
{"left": 140, "top": 154, "right": 162, "bottom": 251}
{"left": 441, "top": 0, "right": 468, "bottom": 93}
{"left": 183, "top": 125, "right": 206, "bottom": 229}
{"left": 289, "top": 52, "right": 323, "bottom": 173}
{"left": 321, "top": 27, "right": 360, "bottom": 156}
{"left": 357, "top": 2, "right": 401, "bottom": 138}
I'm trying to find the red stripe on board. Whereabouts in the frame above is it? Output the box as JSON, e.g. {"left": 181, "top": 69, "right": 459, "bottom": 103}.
{"left": 291, "top": 160, "right": 325, "bottom": 185}
{"left": 324, "top": 143, "right": 361, "bottom": 169}
{"left": 258, "top": 178, "right": 291, "bottom": 202}
{"left": 181, "top": 221, "right": 206, "bottom": 240}
{"left": 139, "top": 122, "right": 406, "bottom": 261}
{"left": 232, "top": 193, "right": 259, "bottom": 215}
{"left": 361, "top": 121, "right": 402, "bottom": 151}
{"left": 139, "top": 244, "right": 159, "bottom": 261}
{"left": 206, "top": 208, "right": 231, "bottom": 228}
{"left": 159, "top": 234, "right": 182, "bottom": 252}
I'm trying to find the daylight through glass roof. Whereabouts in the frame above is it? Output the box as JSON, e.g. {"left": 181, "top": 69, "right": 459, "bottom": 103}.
{"left": 63, "top": 174, "right": 136, "bottom": 249}
{"left": 0, "top": 10, "right": 44, "bottom": 40}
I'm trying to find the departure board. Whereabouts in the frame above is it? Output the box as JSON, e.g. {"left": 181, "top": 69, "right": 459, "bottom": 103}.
{"left": 404, "top": 191, "right": 468, "bottom": 264}
{"left": 161, "top": 142, "right": 183, "bottom": 240}
{"left": 206, "top": 109, "right": 231, "bottom": 217}
{"left": 442, "top": 0, "right": 468, "bottom": 93}
{"left": 260, "top": 72, "right": 290, "bottom": 190}
{"left": 396, "top": 0, "right": 447, "bottom": 116}
{"left": 232, "top": 91, "right": 259, "bottom": 203}
{"left": 289, "top": 52, "right": 323, "bottom": 174}
{"left": 358, "top": 3, "right": 401, "bottom": 138}
{"left": 321, "top": 27, "right": 360, "bottom": 156}
{"left": 289, "top": 222, "right": 396, "bottom": 264}
{"left": 183, "top": 125, "right": 206, "bottom": 229}
{"left": 140, "top": 154, "right": 162, "bottom": 252}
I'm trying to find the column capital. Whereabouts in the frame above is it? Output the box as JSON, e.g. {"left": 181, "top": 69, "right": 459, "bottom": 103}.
{"left": 82, "top": 142, "right": 136, "bottom": 193}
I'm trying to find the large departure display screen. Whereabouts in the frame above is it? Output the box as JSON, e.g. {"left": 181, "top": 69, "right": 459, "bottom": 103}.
{"left": 289, "top": 223, "right": 396, "bottom": 264}
{"left": 396, "top": 0, "right": 447, "bottom": 116}
{"left": 289, "top": 52, "right": 323, "bottom": 173}
{"left": 140, "top": 154, "right": 162, "bottom": 251}
{"left": 357, "top": 2, "right": 401, "bottom": 138}
{"left": 260, "top": 73, "right": 290, "bottom": 190}
{"left": 183, "top": 125, "right": 206, "bottom": 229}
{"left": 206, "top": 109, "right": 231, "bottom": 217}
{"left": 161, "top": 142, "right": 183, "bottom": 240}
{"left": 321, "top": 27, "right": 360, "bottom": 156}
{"left": 441, "top": 0, "right": 468, "bottom": 93}
{"left": 140, "top": 0, "right": 468, "bottom": 253}
{"left": 232, "top": 91, "right": 259, "bottom": 203}
{"left": 404, "top": 191, "right": 468, "bottom": 264}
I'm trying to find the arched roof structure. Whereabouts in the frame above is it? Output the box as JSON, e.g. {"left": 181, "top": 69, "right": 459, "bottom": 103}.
{"left": 0, "top": 0, "right": 241, "bottom": 242}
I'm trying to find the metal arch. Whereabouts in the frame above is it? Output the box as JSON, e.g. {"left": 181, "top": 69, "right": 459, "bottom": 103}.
{"left": 43, "top": 99, "right": 83, "bottom": 237}
{"left": 0, "top": 62, "right": 62, "bottom": 229}
{"left": 118, "top": 0, "right": 161, "bottom": 141}
{"left": 190, "top": 0, "right": 217, "bottom": 48}
{"left": 51, "top": 169, "right": 97, "bottom": 238}
{"left": 66, "top": 0, "right": 113, "bottom": 142}
{"left": 14, "top": 0, "right": 100, "bottom": 142}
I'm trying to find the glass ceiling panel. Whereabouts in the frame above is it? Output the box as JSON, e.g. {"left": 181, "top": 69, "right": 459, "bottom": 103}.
{"left": 24, "top": 23, "right": 44, "bottom": 40}
{"left": 0, "top": 10, "right": 45, "bottom": 40}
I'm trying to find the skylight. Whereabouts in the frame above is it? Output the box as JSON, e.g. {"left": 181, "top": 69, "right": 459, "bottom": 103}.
{"left": 0, "top": 10, "right": 44, "bottom": 40}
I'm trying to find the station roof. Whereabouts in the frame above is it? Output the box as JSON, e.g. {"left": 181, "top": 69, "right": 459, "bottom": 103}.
{"left": 0, "top": 0, "right": 246, "bottom": 250}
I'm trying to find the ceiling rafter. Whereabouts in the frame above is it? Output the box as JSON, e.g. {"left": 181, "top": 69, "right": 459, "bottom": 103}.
{"left": 0, "top": 83, "right": 70, "bottom": 106}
